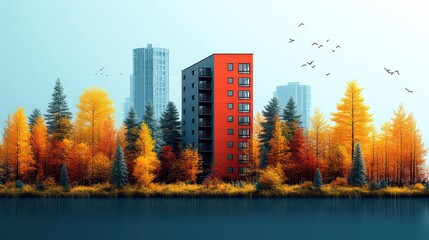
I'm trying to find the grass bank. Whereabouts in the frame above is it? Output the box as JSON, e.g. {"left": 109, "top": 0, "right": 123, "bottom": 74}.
{"left": 1, "top": 182, "right": 429, "bottom": 198}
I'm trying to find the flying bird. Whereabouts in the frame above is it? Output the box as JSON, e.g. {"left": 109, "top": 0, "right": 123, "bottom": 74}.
{"left": 326, "top": 39, "right": 330, "bottom": 42}
{"left": 289, "top": 38, "right": 295, "bottom": 43}
{"left": 298, "top": 23, "right": 304, "bottom": 27}
{"left": 326, "top": 73, "right": 331, "bottom": 76}
{"left": 405, "top": 88, "right": 413, "bottom": 93}
{"left": 311, "top": 65, "right": 316, "bottom": 68}
{"left": 120, "top": 73, "right": 123, "bottom": 75}
{"left": 332, "top": 50, "right": 336, "bottom": 52}
{"left": 318, "top": 45, "right": 324, "bottom": 48}
{"left": 395, "top": 70, "right": 400, "bottom": 75}
{"left": 301, "top": 64, "right": 307, "bottom": 67}
{"left": 384, "top": 68, "right": 390, "bottom": 72}
{"left": 99, "top": 67, "right": 104, "bottom": 71}
{"left": 100, "top": 72, "right": 103, "bottom": 75}
{"left": 307, "top": 60, "right": 314, "bottom": 65}
{"left": 336, "top": 46, "right": 341, "bottom": 48}
{"left": 106, "top": 74, "right": 109, "bottom": 77}
{"left": 389, "top": 71, "right": 394, "bottom": 75}
{"left": 311, "top": 42, "right": 318, "bottom": 46}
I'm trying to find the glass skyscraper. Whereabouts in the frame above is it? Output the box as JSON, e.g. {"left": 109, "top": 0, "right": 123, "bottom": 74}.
{"left": 273, "top": 82, "right": 311, "bottom": 129}
{"left": 132, "top": 44, "right": 169, "bottom": 120}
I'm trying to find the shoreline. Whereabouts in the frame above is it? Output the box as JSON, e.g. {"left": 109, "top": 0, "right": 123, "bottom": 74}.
{"left": 1, "top": 184, "right": 429, "bottom": 198}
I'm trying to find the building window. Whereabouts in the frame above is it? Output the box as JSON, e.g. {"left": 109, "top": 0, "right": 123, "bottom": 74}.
{"left": 227, "top": 116, "right": 233, "bottom": 122}
{"left": 227, "top": 129, "right": 233, "bottom": 135}
{"left": 238, "top": 129, "right": 250, "bottom": 138}
{"left": 238, "top": 78, "right": 250, "bottom": 87}
{"left": 183, "top": 109, "right": 186, "bottom": 114}
{"left": 238, "top": 142, "right": 249, "bottom": 150}
{"left": 238, "top": 116, "right": 250, "bottom": 126}
{"left": 238, "top": 103, "right": 250, "bottom": 113}
{"left": 228, "top": 141, "right": 234, "bottom": 148}
{"left": 192, "top": 106, "right": 195, "bottom": 112}
{"left": 227, "top": 90, "right": 233, "bottom": 97}
{"left": 192, "top": 118, "right": 195, "bottom": 123}
{"left": 238, "top": 154, "right": 250, "bottom": 164}
{"left": 192, "top": 70, "right": 195, "bottom": 75}
{"left": 227, "top": 103, "right": 233, "bottom": 109}
{"left": 238, "top": 63, "right": 250, "bottom": 73}
{"left": 183, "top": 131, "right": 186, "bottom": 137}
{"left": 183, "top": 120, "right": 186, "bottom": 125}
{"left": 192, "top": 95, "right": 195, "bottom": 100}
{"left": 192, "top": 83, "right": 195, "bottom": 88}
{"left": 227, "top": 63, "right": 233, "bottom": 71}
{"left": 183, "top": 86, "right": 186, "bottom": 91}
{"left": 228, "top": 167, "right": 234, "bottom": 173}
{"left": 183, "top": 98, "right": 186, "bottom": 103}
{"left": 238, "top": 167, "right": 250, "bottom": 175}
{"left": 183, "top": 75, "right": 186, "bottom": 80}
{"left": 227, "top": 154, "right": 233, "bottom": 161}
{"left": 192, "top": 130, "right": 195, "bottom": 135}
{"left": 228, "top": 77, "right": 233, "bottom": 84}
{"left": 238, "top": 90, "right": 250, "bottom": 100}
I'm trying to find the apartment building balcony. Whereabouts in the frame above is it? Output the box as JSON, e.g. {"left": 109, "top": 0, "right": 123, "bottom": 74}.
{"left": 198, "top": 67, "right": 212, "bottom": 78}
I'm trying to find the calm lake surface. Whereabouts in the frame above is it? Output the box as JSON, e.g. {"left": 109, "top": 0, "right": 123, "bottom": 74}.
{"left": 1, "top": 198, "right": 428, "bottom": 240}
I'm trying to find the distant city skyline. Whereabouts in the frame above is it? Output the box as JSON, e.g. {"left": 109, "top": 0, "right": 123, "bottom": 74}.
{"left": 1, "top": 1, "right": 429, "bottom": 152}
{"left": 132, "top": 44, "right": 169, "bottom": 120}
{"left": 274, "top": 82, "right": 311, "bottom": 129}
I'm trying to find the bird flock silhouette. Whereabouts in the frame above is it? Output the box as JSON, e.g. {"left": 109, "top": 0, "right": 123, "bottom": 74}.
{"left": 289, "top": 22, "right": 341, "bottom": 79}
{"left": 290, "top": 22, "right": 412, "bottom": 94}
{"left": 94, "top": 67, "right": 122, "bottom": 78}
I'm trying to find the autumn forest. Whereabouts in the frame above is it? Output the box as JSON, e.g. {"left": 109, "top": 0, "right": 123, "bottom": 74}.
{"left": 0, "top": 79, "right": 427, "bottom": 196}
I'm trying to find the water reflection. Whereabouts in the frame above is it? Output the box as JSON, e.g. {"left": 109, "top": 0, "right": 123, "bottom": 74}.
{"left": 0, "top": 198, "right": 428, "bottom": 240}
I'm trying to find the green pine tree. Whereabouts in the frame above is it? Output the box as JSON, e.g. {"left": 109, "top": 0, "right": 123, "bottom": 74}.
{"left": 313, "top": 168, "right": 323, "bottom": 190}
{"left": 282, "top": 97, "right": 302, "bottom": 138}
{"left": 259, "top": 145, "right": 269, "bottom": 169}
{"left": 160, "top": 102, "right": 182, "bottom": 152}
{"left": 28, "top": 108, "right": 41, "bottom": 131}
{"left": 259, "top": 97, "right": 280, "bottom": 151}
{"left": 45, "top": 79, "right": 73, "bottom": 140}
{"left": 348, "top": 143, "right": 366, "bottom": 187}
{"left": 124, "top": 107, "right": 140, "bottom": 161}
{"left": 143, "top": 102, "right": 163, "bottom": 153}
{"left": 60, "top": 163, "right": 70, "bottom": 190}
{"left": 110, "top": 142, "right": 128, "bottom": 188}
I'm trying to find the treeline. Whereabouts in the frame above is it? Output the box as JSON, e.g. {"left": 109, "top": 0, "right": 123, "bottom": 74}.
{"left": 0, "top": 79, "right": 201, "bottom": 187}
{"left": 254, "top": 80, "right": 427, "bottom": 187}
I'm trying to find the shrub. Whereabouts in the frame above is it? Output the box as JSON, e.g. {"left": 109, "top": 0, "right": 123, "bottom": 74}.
{"left": 300, "top": 181, "right": 314, "bottom": 190}
{"left": 425, "top": 181, "right": 429, "bottom": 190}
{"left": 257, "top": 165, "right": 283, "bottom": 190}
{"left": 36, "top": 182, "right": 45, "bottom": 191}
{"left": 370, "top": 180, "right": 379, "bottom": 190}
{"left": 15, "top": 180, "right": 24, "bottom": 189}
{"left": 413, "top": 183, "right": 425, "bottom": 191}
{"left": 379, "top": 179, "right": 388, "bottom": 189}
{"left": 43, "top": 177, "right": 57, "bottom": 188}
{"left": 330, "top": 177, "right": 348, "bottom": 188}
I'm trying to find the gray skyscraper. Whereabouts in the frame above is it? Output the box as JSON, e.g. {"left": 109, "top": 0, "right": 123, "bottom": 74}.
{"left": 132, "top": 44, "right": 169, "bottom": 120}
{"left": 273, "top": 82, "right": 311, "bottom": 129}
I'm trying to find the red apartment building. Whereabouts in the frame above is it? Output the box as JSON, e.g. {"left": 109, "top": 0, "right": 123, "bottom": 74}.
{"left": 181, "top": 54, "right": 253, "bottom": 180}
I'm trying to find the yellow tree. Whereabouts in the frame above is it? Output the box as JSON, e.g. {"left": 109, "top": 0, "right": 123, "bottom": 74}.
{"left": 30, "top": 116, "right": 48, "bottom": 181}
{"left": 331, "top": 80, "right": 373, "bottom": 163}
{"left": 252, "top": 112, "right": 263, "bottom": 174}
{"left": 76, "top": 88, "right": 115, "bottom": 156}
{"left": 267, "top": 117, "right": 290, "bottom": 168}
{"left": 99, "top": 116, "right": 116, "bottom": 161}
{"left": 8, "top": 108, "right": 35, "bottom": 181}
{"left": 309, "top": 108, "right": 329, "bottom": 160}
{"left": 380, "top": 121, "right": 392, "bottom": 182}
{"left": 390, "top": 104, "right": 407, "bottom": 185}
{"left": 0, "top": 116, "right": 12, "bottom": 180}
{"left": 133, "top": 122, "right": 160, "bottom": 187}
{"left": 405, "top": 113, "right": 426, "bottom": 184}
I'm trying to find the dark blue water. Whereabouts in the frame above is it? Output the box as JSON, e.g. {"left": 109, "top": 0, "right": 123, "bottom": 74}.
{"left": 1, "top": 198, "right": 428, "bottom": 240}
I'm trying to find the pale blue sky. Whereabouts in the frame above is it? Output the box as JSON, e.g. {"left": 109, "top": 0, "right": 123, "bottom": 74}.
{"left": 1, "top": 0, "right": 429, "bottom": 150}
